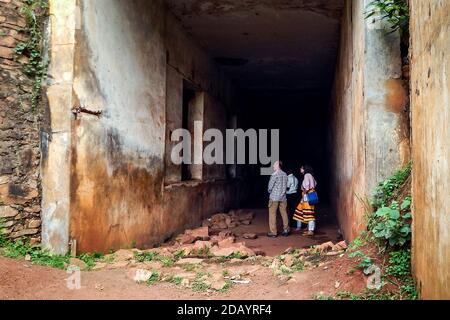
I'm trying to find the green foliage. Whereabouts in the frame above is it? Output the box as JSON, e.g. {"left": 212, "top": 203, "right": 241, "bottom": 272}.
{"left": 226, "top": 252, "right": 244, "bottom": 260}
{"left": 347, "top": 233, "right": 369, "bottom": 252}
{"left": 146, "top": 270, "right": 160, "bottom": 285}
{"left": 78, "top": 252, "right": 104, "bottom": 270}
{"left": 385, "top": 249, "right": 418, "bottom": 299}
{"left": 348, "top": 163, "right": 418, "bottom": 300}
{"left": 367, "top": 163, "right": 412, "bottom": 249}
{"left": 386, "top": 250, "right": 411, "bottom": 278}
{"left": 170, "top": 276, "right": 183, "bottom": 286}
{"left": 134, "top": 251, "right": 158, "bottom": 262}
{"left": 218, "top": 280, "right": 233, "bottom": 293}
{"left": 315, "top": 289, "right": 400, "bottom": 301}
{"left": 365, "top": 0, "right": 409, "bottom": 36}
{"left": 369, "top": 198, "right": 412, "bottom": 247}
{"left": 133, "top": 251, "right": 175, "bottom": 267}
{"left": 0, "top": 221, "right": 104, "bottom": 270}
{"left": 191, "top": 272, "right": 211, "bottom": 292}
{"left": 182, "top": 263, "right": 199, "bottom": 272}
{"left": 372, "top": 163, "right": 412, "bottom": 209}
{"left": 349, "top": 251, "right": 373, "bottom": 270}
{"left": 189, "top": 246, "right": 212, "bottom": 258}
{"left": 400, "top": 278, "right": 419, "bottom": 300}
{"left": 14, "top": 0, "right": 49, "bottom": 111}
{"left": 174, "top": 249, "right": 187, "bottom": 260}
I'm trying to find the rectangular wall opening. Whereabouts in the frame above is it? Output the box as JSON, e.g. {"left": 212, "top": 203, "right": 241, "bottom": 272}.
{"left": 182, "top": 80, "right": 204, "bottom": 181}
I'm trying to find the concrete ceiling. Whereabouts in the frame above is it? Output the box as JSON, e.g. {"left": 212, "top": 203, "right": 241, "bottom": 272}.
{"left": 166, "top": 0, "right": 344, "bottom": 92}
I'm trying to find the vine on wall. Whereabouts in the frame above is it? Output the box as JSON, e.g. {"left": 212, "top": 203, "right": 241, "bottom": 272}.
{"left": 13, "top": 0, "right": 49, "bottom": 112}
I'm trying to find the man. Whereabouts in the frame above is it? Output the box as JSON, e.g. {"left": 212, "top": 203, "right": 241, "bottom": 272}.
{"left": 286, "top": 169, "right": 299, "bottom": 229}
{"left": 267, "top": 160, "right": 290, "bottom": 238}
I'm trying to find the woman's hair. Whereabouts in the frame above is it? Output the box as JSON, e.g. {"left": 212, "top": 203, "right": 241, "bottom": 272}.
{"left": 301, "top": 164, "right": 314, "bottom": 175}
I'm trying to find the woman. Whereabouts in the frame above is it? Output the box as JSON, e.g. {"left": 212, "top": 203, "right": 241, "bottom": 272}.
{"left": 293, "top": 165, "right": 317, "bottom": 236}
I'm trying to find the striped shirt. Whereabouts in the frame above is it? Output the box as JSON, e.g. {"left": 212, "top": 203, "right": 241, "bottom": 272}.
{"left": 268, "top": 170, "right": 288, "bottom": 202}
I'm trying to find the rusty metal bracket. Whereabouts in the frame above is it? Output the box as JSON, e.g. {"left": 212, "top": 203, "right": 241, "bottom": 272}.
{"left": 72, "top": 106, "right": 103, "bottom": 119}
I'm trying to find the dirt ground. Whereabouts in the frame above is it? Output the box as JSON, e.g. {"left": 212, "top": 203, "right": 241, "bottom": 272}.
{"left": 0, "top": 208, "right": 368, "bottom": 300}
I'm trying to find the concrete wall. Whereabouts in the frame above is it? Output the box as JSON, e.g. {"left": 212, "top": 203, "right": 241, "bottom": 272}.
{"left": 41, "top": 0, "right": 240, "bottom": 253}
{"left": 330, "top": 0, "right": 366, "bottom": 240}
{"left": 410, "top": 0, "right": 450, "bottom": 299}
{"left": 164, "top": 12, "right": 232, "bottom": 183}
{"left": 331, "top": 0, "right": 410, "bottom": 240}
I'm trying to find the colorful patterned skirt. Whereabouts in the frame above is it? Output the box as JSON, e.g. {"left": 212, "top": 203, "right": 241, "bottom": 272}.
{"left": 293, "top": 190, "right": 316, "bottom": 223}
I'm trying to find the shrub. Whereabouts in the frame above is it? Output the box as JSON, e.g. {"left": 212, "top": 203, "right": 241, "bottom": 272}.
{"left": 369, "top": 198, "right": 412, "bottom": 247}
{"left": 371, "top": 162, "right": 411, "bottom": 210}
{"left": 365, "top": 0, "right": 409, "bottom": 36}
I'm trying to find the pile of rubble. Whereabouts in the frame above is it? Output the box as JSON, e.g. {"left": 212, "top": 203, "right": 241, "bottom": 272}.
{"left": 173, "top": 225, "right": 260, "bottom": 258}
{"left": 313, "top": 240, "right": 348, "bottom": 255}
{"left": 268, "top": 240, "right": 349, "bottom": 279}
{"left": 202, "top": 210, "right": 254, "bottom": 230}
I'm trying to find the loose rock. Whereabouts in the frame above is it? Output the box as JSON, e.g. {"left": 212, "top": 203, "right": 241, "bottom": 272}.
{"left": 243, "top": 233, "right": 258, "bottom": 240}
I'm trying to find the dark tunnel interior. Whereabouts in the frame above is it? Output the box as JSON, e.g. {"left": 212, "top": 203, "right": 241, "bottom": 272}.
{"left": 237, "top": 90, "right": 333, "bottom": 209}
{"left": 166, "top": 0, "right": 344, "bottom": 224}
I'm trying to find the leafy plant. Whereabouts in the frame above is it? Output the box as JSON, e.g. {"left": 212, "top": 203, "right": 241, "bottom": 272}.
{"left": 191, "top": 272, "right": 211, "bottom": 292}
{"left": 371, "top": 162, "right": 411, "bottom": 210}
{"left": 218, "top": 280, "right": 233, "bottom": 293}
{"left": 181, "top": 263, "right": 196, "bottom": 272}
{"left": 349, "top": 251, "right": 373, "bottom": 270}
{"left": 170, "top": 276, "right": 183, "bottom": 286}
{"left": 78, "top": 252, "right": 104, "bottom": 269}
{"left": 146, "top": 270, "right": 160, "bottom": 285}
{"left": 0, "top": 230, "right": 104, "bottom": 270}
{"left": 365, "top": 0, "right": 409, "bottom": 36}
{"left": 369, "top": 198, "right": 412, "bottom": 247}
{"left": 385, "top": 249, "right": 418, "bottom": 299}
{"left": 133, "top": 251, "right": 175, "bottom": 267}
{"left": 347, "top": 233, "right": 369, "bottom": 252}
{"left": 14, "top": 0, "right": 49, "bottom": 111}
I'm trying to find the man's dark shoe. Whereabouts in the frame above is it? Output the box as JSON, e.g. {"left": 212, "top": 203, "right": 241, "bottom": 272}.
{"left": 281, "top": 230, "right": 290, "bottom": 237}
{"left": 267, "top": 233, "right": 278, "bottom": 238}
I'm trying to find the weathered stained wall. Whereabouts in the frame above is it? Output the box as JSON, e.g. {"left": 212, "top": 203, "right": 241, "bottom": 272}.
{"left": 164, "top": 12, "right": 233, "bottom": 183}
{"left": 0, "top": 0, "right": 44, "bottom": 244}
{"left": 331, "top": 0, "right": 410, "bottom": 241}
{"left": 410, "top": 0, "right": 450, "bottom": 299}
{"left": 41, "top": 0, "right": 74, "bottom": 254}
{"left": 45, "top": 0, "right": 241, "bottom": 253}
{"left": 69, "top": 0, "right": 167, "bottom": 253}
{"left": 330, "top": 0, "right": 366, "bottom": 240}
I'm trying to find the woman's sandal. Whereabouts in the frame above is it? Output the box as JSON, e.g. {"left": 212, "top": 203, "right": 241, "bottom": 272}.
{"left": 302, "top": 231, "right": 314, "bottom": 237}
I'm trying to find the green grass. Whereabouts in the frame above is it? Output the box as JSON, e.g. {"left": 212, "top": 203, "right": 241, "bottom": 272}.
{"left": 314, "top": 290, "right": 400, "bottom": 301}
{"left": 218, "top": 280, "right": 233, "bottom": 293}
{"left": 170, "top": 276, "right": 184, "bottom": 286}
{"left": 146, "top": 270, "right": 160, "bottom": 285}
{"left": 191, "top": 272, "right": 211, "bottom": 292}
{"left": 0, "top": 231, "right": 104, "bottom": 270}
{"left": 182, "top": 263, "right": 199, "bottom": 272}
{"left": 133, "top": 251, "right": 176, "bottom": 267}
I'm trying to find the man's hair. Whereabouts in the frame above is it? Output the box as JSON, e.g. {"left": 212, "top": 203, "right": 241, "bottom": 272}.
{"left": 277, "top": 161, "right": 283, "bottom": 169}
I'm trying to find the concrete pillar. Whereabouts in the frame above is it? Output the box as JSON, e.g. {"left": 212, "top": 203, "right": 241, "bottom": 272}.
{"left": 41, "top": 0, "right": 77, "bottom": 254}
